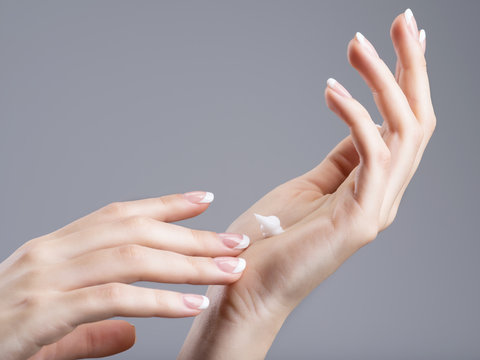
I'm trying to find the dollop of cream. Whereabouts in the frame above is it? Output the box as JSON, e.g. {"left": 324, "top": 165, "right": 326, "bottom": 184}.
{"left": 254, "top": 213, "right": 285, "bottom": 238}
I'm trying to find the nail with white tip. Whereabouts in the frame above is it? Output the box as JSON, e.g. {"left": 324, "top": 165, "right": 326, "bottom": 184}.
{"left": 218, "top": 233, "right": 250, "bottom": 250}
{"left": 327, "top": 77, "right": 352, "bottom": 98}
{"left": 419, "top": 29, "right": 426, "bottom": 43}
{"left": 405, "top": 8, "right": 414, "bottom": 25}
{"left": 214, "top": 257, "right": 246, "bottom": 274}
{"left": 355, "top": 32, "right": 379, "bottom": 58}
{"left": 183, "top": 294, "right": 210, "bottom": 310}
{"left": 184, "top": 191, "right": 214, "bottom": 204}
{"left": 356, "top": 31, "right": 366, "bottom": 45}
{"left": 404, "top": 8, "right": 419, "bottom": 38}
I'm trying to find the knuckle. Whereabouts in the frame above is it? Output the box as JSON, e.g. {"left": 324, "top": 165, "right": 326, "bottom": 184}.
{"left": 19, "top": 241, "right": 51, "bottom": 265}
{"left": 116, "top": 244, "right": 145, "bottom": 263}
{"left": 189, "top": 229, "right": 211, "bottom": 250}
{"left": 157, "top": 195, "right": 170, "bottom": 208}
{"left": 122, "top": 216, "right": 151, "bottom": 232}
{"left": 154, "top": 291, "right": 168, "bottom": 309}
{"left": 19, "top": 268, "right": 47, "bottom": 289}
{"left": 183, "top": 256, "right": 206, "bottom": 284}
{"left": 21, "top": 293, "right": 42, "bottom": 309}
{"left": 103, "top": 202, "right": 129, "bottom": 217}
{"left": 98, "top": 283, "right": 125, "bottom": 306}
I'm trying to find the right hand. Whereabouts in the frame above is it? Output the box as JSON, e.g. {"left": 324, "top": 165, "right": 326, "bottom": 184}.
{"left": 179, "top": 10, "right": 436, "bottom": 360}
{"left": 0, "top": 191, "right": 249, "bottom": 360}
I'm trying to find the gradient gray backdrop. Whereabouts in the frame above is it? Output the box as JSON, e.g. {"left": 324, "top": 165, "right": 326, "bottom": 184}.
{"left": 1, "top": 1, "right": 478, "bottom": 359}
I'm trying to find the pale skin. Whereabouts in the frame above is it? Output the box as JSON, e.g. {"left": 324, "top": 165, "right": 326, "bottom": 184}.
{"left": 1, "top": 9, "right": 435, "bottom": 360}
{"left": 179, "top": 9, "right": 436, "bottom": 360}
{"left": 0, "top": 191, "right": 251, "bottom": 360}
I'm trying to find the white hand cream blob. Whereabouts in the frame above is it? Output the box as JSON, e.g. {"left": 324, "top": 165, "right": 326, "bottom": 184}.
{"left": 254, "top": 213, "right": 285, "bottom": 238}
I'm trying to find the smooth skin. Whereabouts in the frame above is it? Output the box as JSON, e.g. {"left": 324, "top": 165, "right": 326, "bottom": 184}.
{"left": 0, "top": 192, "right": 249, "bottom": 360}
{"left": 179, "top": 10, "right": 435, "bottom": 359}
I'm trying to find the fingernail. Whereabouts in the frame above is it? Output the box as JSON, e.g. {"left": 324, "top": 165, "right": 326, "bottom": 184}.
{"left": 355, "top": 32, "right": 379, "bottom": 58}
{"left": 419, "top": 28, "right": 426, "bottom": 43}
{"left": 183, "top": 294, "right": 210, "bottom": 310}
{"left": 214, "top": 257, "right": 246, "bottom": 273}
{"left": 218, "top": 233, "right": 250, "bottom": 249}
{"left": 183, "top": 191, "right": 214, "bottom": 204}
{"left": 327, "top": 78, "right": 352, "bottom": 98}
{"left": 404, "top": 8, "right": 419, "bottom": 39}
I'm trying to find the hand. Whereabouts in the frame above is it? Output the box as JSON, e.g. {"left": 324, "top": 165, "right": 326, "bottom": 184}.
{"left": 0, "top": 191, "right": 250, "bottom": 360}
{"left": 179, "top": 10, "right": 436, "bottom": 359}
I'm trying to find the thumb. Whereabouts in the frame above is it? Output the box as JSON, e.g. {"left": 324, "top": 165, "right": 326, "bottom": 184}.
{"left": 28, "top": 320, "right": 136, "bottom": 360}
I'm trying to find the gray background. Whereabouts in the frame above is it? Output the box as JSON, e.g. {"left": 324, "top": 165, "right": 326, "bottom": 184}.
{"left": 1, "top": 0, "right": 478, "bottom": 359}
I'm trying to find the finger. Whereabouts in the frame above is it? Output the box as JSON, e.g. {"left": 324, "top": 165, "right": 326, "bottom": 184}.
{"left": 51, "top": 216, "right": 249, "bottom": 259}
{"left": 53, "top": 245, "right": 246, "bottom": 290}
{"left": 347, "top": 31, "right": 418, "bottom": 136}
{"left": 391, "top": 9, "right": 435, "bottom": 129}
{"left": 52, "top": 191, "right": 215, "bottom": 237}
{"left": 28, "top": 320, "right": 135, "bottom": 360}
{"left": 348, "top": 31, "right": 426, "bottom": 222}
{"left": 61, "top": 284, "right": 211, "bottom": 327}
{"left": 384, "top": 12, "right": 436, "bottom": 228}
{"left": 325, "top": 78, "right": 390, "bottom": 212}
{"left": 302, "top": 134, "right": 359, "bottom": 195}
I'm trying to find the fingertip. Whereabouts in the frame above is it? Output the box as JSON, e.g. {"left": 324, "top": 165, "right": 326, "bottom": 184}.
{"left": 346, "top": 36, "right": 368, "bottom": 71}
{"left": 419, "top": 29, "right": 426, "bottom": 53}
{"left": 183, "top": 294, "right": 210, "bottom": 311}
{"left": 113, "top": 321, "right": 137, "bottom": 350}
{"left": 390, "top": 12, "right": 407, "bottom": 43}
{"left": 183, "top": 191, "right": 214, "bottom": 205}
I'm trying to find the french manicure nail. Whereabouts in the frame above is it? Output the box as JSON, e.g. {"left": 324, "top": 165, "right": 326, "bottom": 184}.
{"left": 327, "top": 78, "right": 352, "bottom": 98}
{"left": 419, "top": 29, "right": 426, "bottom": 43}
{"left": 183, "top": 294, "right": 210, "bottom": 310}
{"left": 214, "top": 257, "right": 246, "bottom": 273}
{"left": 184, "top": 191, "right": 214, "bottom": 204}
{"left": 355, "top": 32, "right": 379, "bottom": 58}
{"left": 218, "top": 233, "right": 250, "bottom": 249}
{"left": 404, "top": 8, "right": 419, "bottom": 39}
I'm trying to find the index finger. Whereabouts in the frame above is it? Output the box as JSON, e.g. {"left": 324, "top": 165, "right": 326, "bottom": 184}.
{"left": 52, "top": 191, "right": 215, "bottom": 237}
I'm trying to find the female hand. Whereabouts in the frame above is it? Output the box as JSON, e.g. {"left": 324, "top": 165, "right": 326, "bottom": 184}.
{"left": 0, "top": 191, "right": 250, "bottom": 360}
{"left": 179, "top": 9, "right": 436, "bottom": 359}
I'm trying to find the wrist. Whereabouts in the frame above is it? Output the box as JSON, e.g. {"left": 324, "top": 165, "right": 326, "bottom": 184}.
{"left": 178, "top": 284, "right": 291, "bottom": 360}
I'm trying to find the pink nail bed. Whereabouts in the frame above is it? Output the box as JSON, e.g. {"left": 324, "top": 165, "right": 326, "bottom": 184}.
{"left": 183, "top": 294, "right": 210, "bottom": 310}
{"left": 355, "top": 32, "right": 379, "bottom": 58}
{"left": 214, "top": 257, "right": 246, "bottom": 273}
{"left": 218, "top": 233, "right": 250, "bottom": 249}
{"left": 183, "top": 191, "right": 214, "bottom": 204}
{"left": 327, "top": 78, "right": 352, "bottom": 98}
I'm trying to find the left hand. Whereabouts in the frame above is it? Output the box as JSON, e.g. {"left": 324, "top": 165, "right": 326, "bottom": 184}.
{"left": 179, "top": 9, "right": 436, "bottom": 360}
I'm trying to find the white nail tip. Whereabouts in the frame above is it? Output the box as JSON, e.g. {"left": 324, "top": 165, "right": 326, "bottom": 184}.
{"left": 327, "top": 78, "right": 337, "bottom": 89}
{"left": 405, "top": 8, "right": 413, "bottom": 25}
{"left": 199, "top": 192, "right": 214, "bottom": 203}
{"left": 198, "top": 296, "right": 210, "bottom": 310}
{"left": 232, "top": 258, "right": 246, "bottom": 273}
{"left": 234, "top": 234, "right": 250, "bottom": 249}
{"left": 355, "top": 32, "right": 366, "bottom": 45}
{"left": 419, "top": 29, "right": 426, "bottom": 43}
